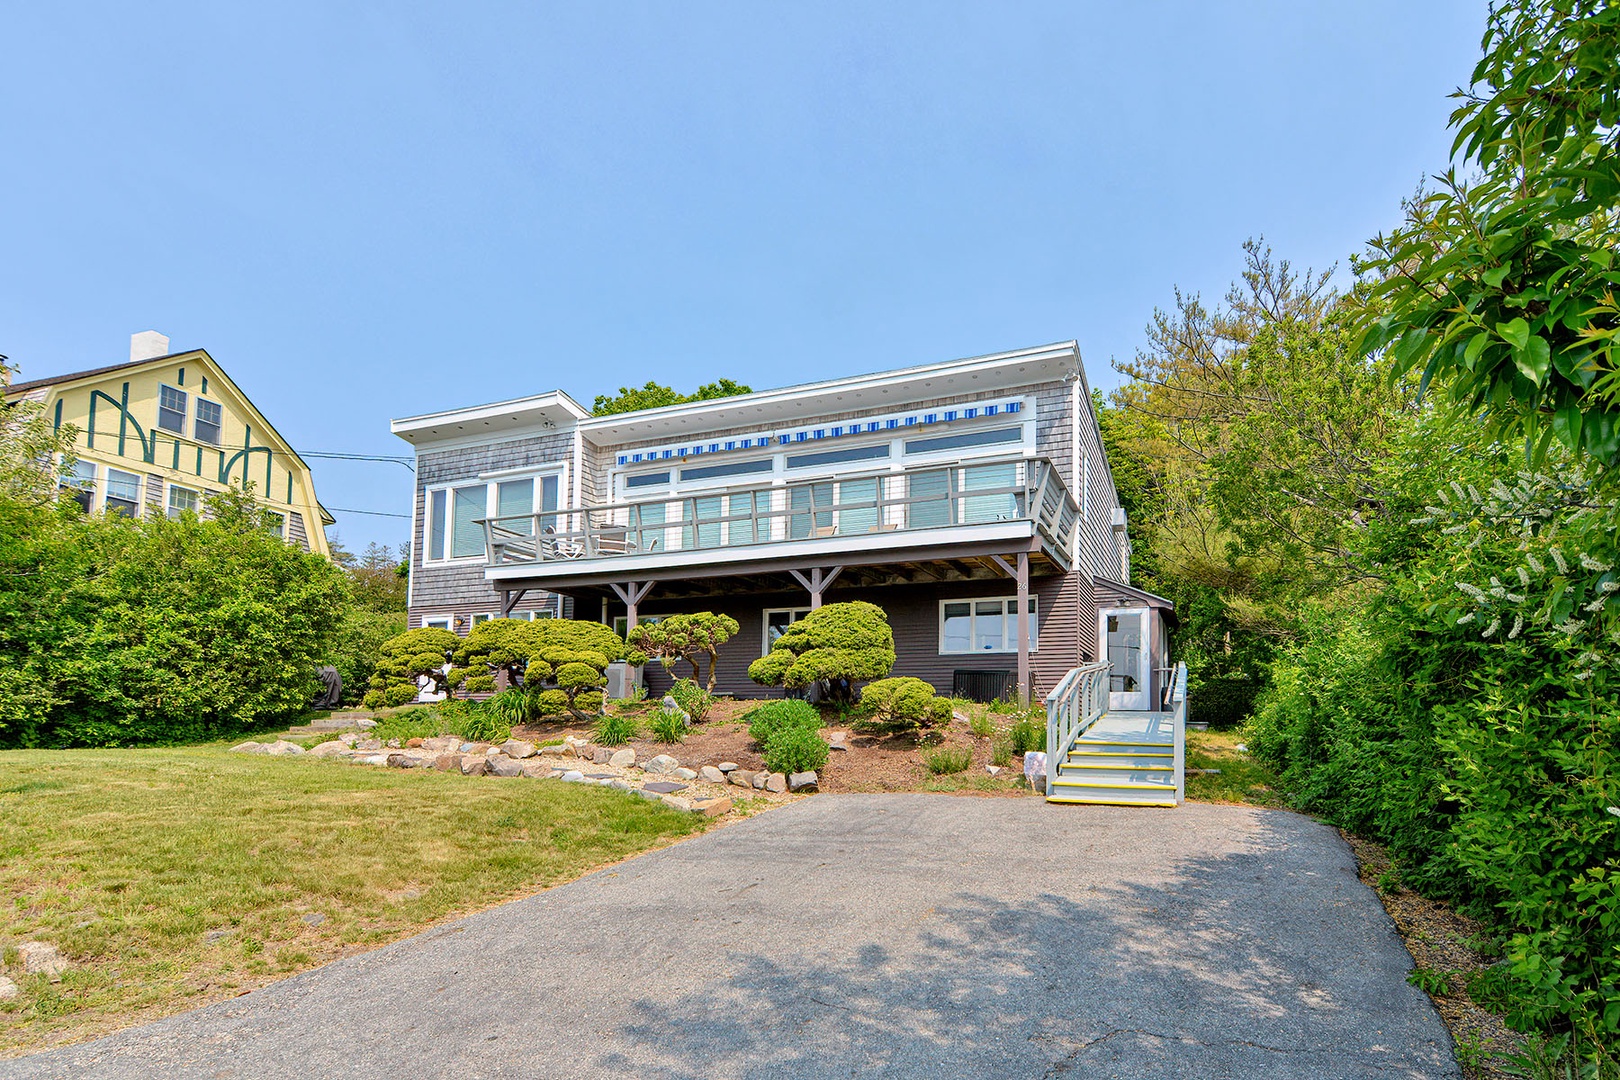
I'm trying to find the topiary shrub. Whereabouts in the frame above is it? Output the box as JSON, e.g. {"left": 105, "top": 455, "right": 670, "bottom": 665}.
{"left": 668, "top": 678, "right": 714, "bottom": 723}
{"left": 763, "top": 725, "right": 830, "bottom": 775}
{"left": 364, "top": 626, "right": 460, "bottom": 710}
{"left": 440, "top": 618, "right": 630, "bottom": 721}
{"left": 747, "top": 601, "right": 895, "bottom": 703}
{"left": 859, "top": 677, "right": 951, "bottom": 734}
{"left": 630, "top": 612, "right": 739, "bottom": 691}
{"left": 745, "top": 699, "right": 823, "bottom": 747}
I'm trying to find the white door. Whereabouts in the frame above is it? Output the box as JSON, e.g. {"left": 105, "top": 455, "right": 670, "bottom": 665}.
{"left": 1100, "top": 608, "right": 1150, "bottom": 712}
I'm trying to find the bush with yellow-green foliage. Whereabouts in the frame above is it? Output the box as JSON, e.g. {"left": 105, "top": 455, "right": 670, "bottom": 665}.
{"left": 362, "top": 626, "right": 460, "bottom": 710}
{"left": 859, "top": 676, "right": 951, "bottom": 734}
{"left": 747, "top": 601, "right": 895, "bottom": 703}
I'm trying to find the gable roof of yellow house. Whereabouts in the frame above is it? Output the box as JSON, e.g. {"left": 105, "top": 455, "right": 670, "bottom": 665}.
{"left": 6, "top": 331, "right": 334, "bottom": 555}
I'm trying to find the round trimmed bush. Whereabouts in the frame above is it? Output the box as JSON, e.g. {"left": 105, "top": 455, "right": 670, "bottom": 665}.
{"left": 746, "top": 699, "right": 822, "bottom": 747}
{"left": 763, "top": 725, "right": 830, "bottom": 775}
{"left": 859, "top": 677, "right": 951, "bottom": 733}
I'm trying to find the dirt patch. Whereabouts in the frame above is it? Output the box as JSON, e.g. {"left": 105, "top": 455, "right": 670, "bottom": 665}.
{"left": 516, "top": 698, "right": 1036, "bottom": 797}
{"left": 1339, "top": 830, "right": 1523, "bottom": 1080}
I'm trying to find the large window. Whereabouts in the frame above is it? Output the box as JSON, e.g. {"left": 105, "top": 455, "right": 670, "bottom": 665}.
{"left": 763, "top": 608, "right": 811, "bottom": 655}
{"left": 167, "top": 485, "right": 200, "bottom": 518}
{"left": 105, "top": 469, "right": 141, "bottom": 516}
{"left": 424, "top": 472, "right": 562, "bottom": 563}
{"left": 785, "top": 444, "right": 889, "bottom": 470}
{"left": 194, "top": 398, "right": 223, "bottom": 445}
{"left": 157, "top": 385, "right": 187, "bottom": 434}
{"left": 678, "top": 458, "right": 773, "bottom": 483}
{"left": 939, "top": 596, "right": 1037, "bottom": 654}
{"left": 903, "top": 424, "right": 1021, "bottom": 456}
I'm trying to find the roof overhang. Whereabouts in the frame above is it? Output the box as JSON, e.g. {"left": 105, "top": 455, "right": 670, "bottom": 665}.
{"left": 577, "top": 341, "right": 1081, "bottom": 447}
{"left": 391, "top": 391, "right": 590, "bottom": 446}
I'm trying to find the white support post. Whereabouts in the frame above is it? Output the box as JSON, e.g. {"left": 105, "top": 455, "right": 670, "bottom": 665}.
{"left": 789, "top": 566, "right": 844, "bottom": 609}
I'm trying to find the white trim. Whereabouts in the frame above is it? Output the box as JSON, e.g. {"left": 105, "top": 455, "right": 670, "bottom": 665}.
{"left": 484, "top": 519, "right": 1034, "bottom": 584}
{"left": 939, "top": 595, "right": 1038, "bottom": 655}
{"left": 571, "top": 428, "right": 584, "bottom": 511}
{"left": 166, "top": 481, "right": 201, "bottom": 518}
{"left": 156, "top": 383, "right": 188, "bottom": 435}
{"left": 421, "top": 464, "right": 567, "bottom": 567}
{"left": 391, "top": 390, "right": 589, "bottom": 435}
{"left": 422, "top": 617, "right": 452, "bottom": 631}
{"left": 406, "top": 484, "right": 419, "bottom": 605}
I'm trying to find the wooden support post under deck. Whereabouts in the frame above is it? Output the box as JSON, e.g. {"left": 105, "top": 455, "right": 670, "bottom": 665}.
{"left": 788, "top": 565, "right": 844, "bottom": 609}
{"left": 609, "top": 580, "right": 655, "bottom": 633}
{"left": 500, "top": 588, "right": 529, "bottom": 617}
{"left": 990, "top": 552, "right": 1032, "bottom": 706}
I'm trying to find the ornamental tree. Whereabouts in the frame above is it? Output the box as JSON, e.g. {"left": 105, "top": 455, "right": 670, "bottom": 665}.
{"left": 859, "top": 677, "right": 952, "bottom": 734}
{"left": 364, "top": 626, "right": 460, "bottom": 709}
{"left": 747, "top": 601, "right": 895, "bottom": 703}
{"left": 522, "top": 619, "right": 632, "bottom": 720}
{"left": 629, "top": 611, "right": 740, "bottom": 693}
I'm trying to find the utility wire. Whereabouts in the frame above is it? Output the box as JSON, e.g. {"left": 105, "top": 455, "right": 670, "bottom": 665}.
{"left": 326, "top": 506, "right": 411, "bottom": 519}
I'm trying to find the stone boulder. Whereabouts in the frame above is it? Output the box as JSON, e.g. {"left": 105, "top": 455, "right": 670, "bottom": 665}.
{"left": 422, "top": 736, "right": 460, "bottom": 752}
{"left": 699, "top": 765, "right": 726, "bottom": 784}
{"left": 488, "top": 757, "right": 524, "bottom": 777}
{"left": 309, "top": 741, "right": 347, "bottom": 758}
{"left": 358, "top": 739, "right": 383, "bottom": 752}
{"left": 229, "top": 741, "right": 268, "bottom": 754}
{"left": 519, "top": 760, "right": 551, "bottom": 778}
{"left": 433, "top": 754, "right": 460, "bottom": 771}
{"left": 591, "top": 746, "right": 616, "bottom": 764}
{"left": 690, "top": 795, "right": 732, "bottom": 818}
{"left": 673, "top": 768, "right": 698, "bottom": 781}
{"left": 263, "top": 740, "right": 306, "bottom": 756}
{"left": 727, "top": 770, "right": 756, "bottom": 788}
{"left": 765, "top": 772, "right": 787, "bottom": 794}
{"left": 717, "top": 761, "right": 739, "bottom": 773}
{"left": 0, "top": 976, "right": 20, "bottom": 1001}
{"left": 608, "top": 748, "right": 637, "bottom": 769}
{"left": 788, "top": 771, "right": 819, "bottom": 792}
{"left": 385, "top": 753, "right": 420, "bottom": 769}
{"left": 500, "top": 740, "right": 537, "bottom": 760}
{"left": 459, "top": 756, "right": 488, "bottom": 777}
{"left": 539, "top": 743, "right": 572, "bottom": 758}
{"left": 18, "top": 941, "right": 67, "bottom": 980}
{"left": 559, "top": 770, "right": 585, "bottom": 783}
{"left": 355, "top": 717, "right": 378, "bottom": 730}
{"left": 751, "top": 771, "right": 769, "bottom": 790}
{"left": 644, "top": 754, "right": 680, "bottom": 775}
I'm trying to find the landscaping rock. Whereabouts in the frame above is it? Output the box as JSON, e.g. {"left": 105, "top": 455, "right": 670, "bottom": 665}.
{"left": 642, "top": 781, "right": 687, "bottom": 795}
{"left": 484, "top": 746, "right": 502, "bottom": 757}
{"left": 985, "top": 765, "right": 1003, "bottom": 776}
{"left": 717, "top": 761, "right": 739, "bottom": 773}
{"left": 385, "top": 739, "right": 402, "bottom": 749}
{"left": 690, "top": 795, "right": 732, "bottom": 817}
{"left": 788, "top": 771, "right": 818, "bottom": 792}
{"left": 309, "top": 741, "right": 347, "bottom": 758}
{"left": 355, "top": 718, "right": 378, "bottom": 730}
{"left": 559, "top": 770, "right": 585, "bottom": 783}
{"left": 592, "top": 746, "right": 615, "bottom": 764}
{"left": 301, "top": 913, "right": 326, "bottom": 927}
{"left": 406, "top": 738, "right": 424, "bottom": 748}
{"left": 0, "top": 977, "right": 18, "bottom": 1001}
{"left": 609, "top": 779, "right": 634, "bottom": 791}
{"left": 827, "top": 732, "right": 850, "bottom": 752}
{"left": 519, "top": 761, "right": 551, "bottom": 778}
{"left": 765, "top": 772, "right": 787, "bottom": 794}
{"left": 644, "top": 754, "right": 680, "bottom": 775}
{"left": 727, "top": 770, "right": 756, "bottom": 788}
{"left": 673, "top": 768, "right": 698, "bottom": 781}
{"left": 751, "top": 771, "right": 769, "bottom": 790}
{"left": 433, "top": 754, "right": 460, "bottom": 771}
{"left": 358, "top": 739, "right": 383, "bottom": 752}
{"left": 659, "top": 794, "right": 691, "bottom": 812}
{"left": 18, "top": 941, "right": 67, "bottom": 980}
{"left": 952, "top": 711, "right": 971, "bottom": 724}
{"left": 385, "top": 753, "right": 419, "bottom": 769}
{"left": 608, "top": 748, "right": 637, "bottom": 769}
{"left": 339, "top": 732, "right": 360, "bottom": 747}
{"left": 699, "top": 766, "right": 726, "bottom": 783}
{"left": 360, "top": 754, "right": 390, "bottom": 767}
{"left": 488, "top": 757, "right": 524, "bottom": 778}
{"left": 459, "top": 756, "right": 488, "bottom": 777}
{"left": 539, "top": 743, "right": 572, "bottom": 758}
{"left": 229, "top": 741, "right": 267, "bottom": 754}
{"left": 1022, "top": 751, "right": 1047, "bottom": 788}
{"left": 460, "top": 742, "right": 491, "bottom": 755}
{"left": 638, "top": 788, "right": 662, "bottom": 801}
{"left": 422, "top": 736, "right": 459, "bottom": 752}
{"left": 500, "top": 740, "right": 536, "bottom": 759}
{"left": 203, "top": 928, "right": 236, "bottom": 944}
{"left": 264, "top": 740, "right": 306, "bottom": 756}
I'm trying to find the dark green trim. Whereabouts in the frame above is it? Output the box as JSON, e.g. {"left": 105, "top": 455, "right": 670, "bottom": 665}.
{"left": 201, "top": 376, "right": 208, "bottom": 395}
{"left": 286, "top": 473, "right": 293, "bottom": 502}
{"left": 177, "top": 367, "right": 185, "bottom": 386}
{"left": 195, "top": 445, "right": 203, "bottom": 476}
{"left": 53, "top": 399, "right": 62, "bottom": 432}
{"left": 118, "top": 382, "right": 128, "bottom": 456}
{"left": 87, "top": 394, "right": 96, "bottom": 448}
{"left": 219, "top": 424, "right": 272, "bottom": 490}
{"left": 171, "top": 439, "right": 180, "bottom": 469}
{"left": 88, "top": 386, "right": 155, "bottom": 462}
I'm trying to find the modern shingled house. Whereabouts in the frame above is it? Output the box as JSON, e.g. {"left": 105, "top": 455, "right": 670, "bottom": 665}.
{"left": 393, "top": 342, "right": 1177, "bottom": 718}
{"left": 6, "top": 331, "right": 334, "bottom": 555}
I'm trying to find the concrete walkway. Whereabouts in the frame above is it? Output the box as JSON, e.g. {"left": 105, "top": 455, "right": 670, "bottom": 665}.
{"left": 2, "top": 796, "right": 1457, "bottom": 1079}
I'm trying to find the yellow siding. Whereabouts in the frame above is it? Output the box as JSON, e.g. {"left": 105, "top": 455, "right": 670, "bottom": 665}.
{"left": 36, "top": 350, "right": 330, "bottom": 556}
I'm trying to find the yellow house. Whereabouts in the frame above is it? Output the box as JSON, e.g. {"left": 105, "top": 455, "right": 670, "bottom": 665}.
{"left": 5, "top": 331, "right": 334, "bottom": 556}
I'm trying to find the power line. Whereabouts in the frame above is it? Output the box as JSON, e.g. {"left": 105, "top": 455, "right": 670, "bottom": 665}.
{"left": 301, "top": 451, "right": 415, "bottom": 471}
{"left": 326, "top": 506, "right": 411, "bottom": 519}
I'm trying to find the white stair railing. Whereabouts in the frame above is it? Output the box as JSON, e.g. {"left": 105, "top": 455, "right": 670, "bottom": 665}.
{"left": 1170, "top": 661, "right": 1189, "bottom": 804}
{"left": 1043, "top": 661, "right": 1110, "bottom": 795}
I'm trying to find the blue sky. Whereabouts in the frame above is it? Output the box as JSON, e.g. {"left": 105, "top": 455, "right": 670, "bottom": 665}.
{"left": 1, "top": 2, "right": 1488, "bottom": 553}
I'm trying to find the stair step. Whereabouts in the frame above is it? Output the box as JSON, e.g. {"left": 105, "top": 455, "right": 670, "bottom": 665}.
{"left": 1074, "top": 740, "right": 1174, "bottom": 749}
{"left": 1069, "top": 748, "right": 1172, "bottom": 758}
{"left": 1046, "top": 794, "right": 1179, "bottom": 807}
{"left": 1050, "top": 778, "right": 1177, "bottom": 792}
{"left": 1059, "top": 763, "right": 1173, "bottom": 773}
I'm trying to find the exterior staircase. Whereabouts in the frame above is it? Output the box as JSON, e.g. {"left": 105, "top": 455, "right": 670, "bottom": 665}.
{"left": 1043, "top": 662, "right": 1187, "bottom": 808}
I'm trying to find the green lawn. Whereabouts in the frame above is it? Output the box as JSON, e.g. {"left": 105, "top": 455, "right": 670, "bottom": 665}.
{"left": 0, "top": 747, "right": 706, "bottom": 1057}
{"left": 1184, "top": 729, "right": 1286, "bottom": 807}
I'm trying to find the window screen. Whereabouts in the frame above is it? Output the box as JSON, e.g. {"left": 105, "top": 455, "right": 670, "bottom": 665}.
{"left": 903, "top": 425, "right": 1021, "bottom": 455}
{"left": 158, "top": 385, "right": 187, "bottom": 434}
{"left": 194, "top": 398, "right": 222, "bottom": 445}
{"left": 785, "top": 444, "right": 890, "bottom": 470}
{"left": 679, "top": 458, "right": 773, "bottom": 482}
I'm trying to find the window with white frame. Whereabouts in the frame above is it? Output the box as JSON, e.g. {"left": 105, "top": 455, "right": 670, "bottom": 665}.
{"left": 939, "top": 596, "right": 1037, "bottom": 654}
{"left": 167, "top": 484, "right": 200, "bottom": 518}
{"left": 263, "top": 510, "right": 286, "bottom": 537}
{"left": 423, "top": 617, "right": 452, "bottom": 631}
{"left": 194, "top": 398, "right": 223, "bottom": 445}
{"left": 423, "top": 471, "right": 562, "bottom": 563}
{"left": 611, "top": 613, "right": 662, "bottom": 639}
{"left": 62, "top": 460, "right": 96, "bottom": 512}
{"left": 105, "top": 468, "right": 141, "bottom": 516}
{"left": 762, "top": 608, "right": 811, "bottom": 655}
{"left": 471, "top": 613, "right": 495, "bottom": 627}
{"left": 157, "top": 385, "right": 187, "bottom": 434}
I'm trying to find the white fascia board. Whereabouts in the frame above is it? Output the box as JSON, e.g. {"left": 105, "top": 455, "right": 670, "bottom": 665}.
{"left": 576, "top": 342, "right": 1080, "bottom": 446}
{"left": 482, "top": 521, "right": 1035, "bottom": 584}
{"left": 390, "top": 391, "right": 591, "bottom": 445}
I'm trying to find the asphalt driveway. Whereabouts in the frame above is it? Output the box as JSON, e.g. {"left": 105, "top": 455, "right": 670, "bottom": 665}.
{"left": 2, "top": 795, "right": 1457, "bottom": 1079}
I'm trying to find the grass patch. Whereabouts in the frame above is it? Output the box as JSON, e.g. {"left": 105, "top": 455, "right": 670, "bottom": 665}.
{"left": 921, "top": 746, "right": 972, "bottom": 775}
{"left": 0, "top": 747, "right": 705, "bottom": 1056}
{"left": 1184, "top": 730, "right": 1285, "bottom": 807}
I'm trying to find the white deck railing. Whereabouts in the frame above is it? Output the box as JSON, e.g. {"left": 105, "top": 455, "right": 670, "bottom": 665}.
{"left": 1043, "top": 661, "right": 1110, "bottom": 795}
{"left": 1170, "top": 661, "right": 1188, "bottom": 804}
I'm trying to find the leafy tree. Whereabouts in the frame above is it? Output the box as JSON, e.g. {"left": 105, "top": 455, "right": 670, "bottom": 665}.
{"left": 365, "top": 626, "right": 460, "bottom": 709}
{"left": 448, "top": 617, "right": 538, "bottom": 693}
{"left": 591, "top": 378, "right": 753, "bottom": 416}
{"left": 629, "top": 611, "right": 739, "bottom": 692}
{"left": 748, "top": 601, "right": 895, "bottom": 703}
{"left": 1360, "top": 0, "right": 1620, "bottom": 465}
{"left": 326, "top": 607, "right": 406, "bottom": 706}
